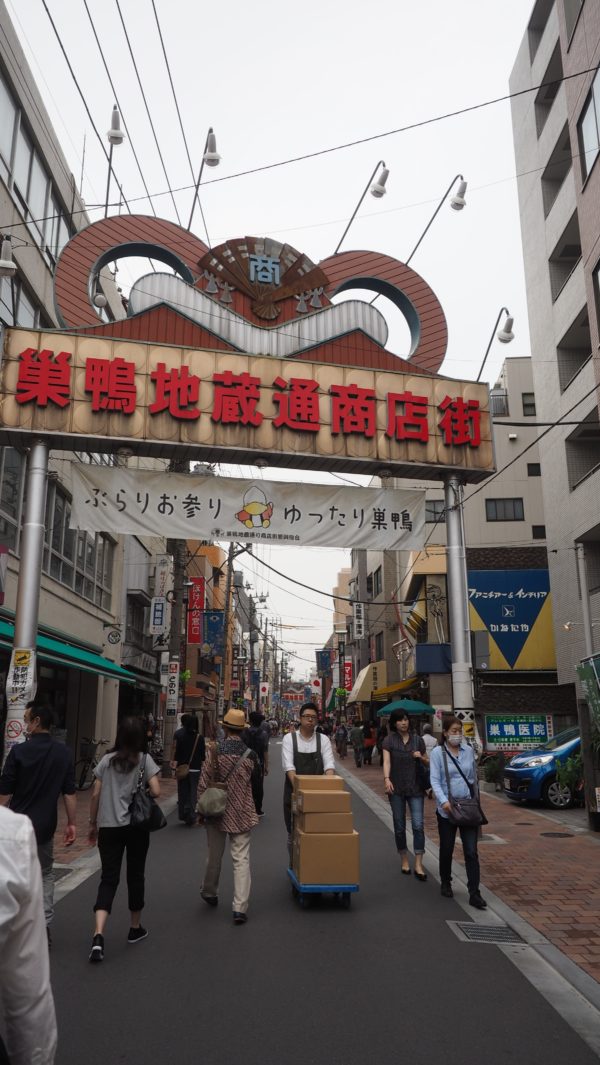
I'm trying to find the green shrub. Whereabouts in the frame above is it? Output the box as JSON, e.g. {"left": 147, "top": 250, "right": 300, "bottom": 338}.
{"left": 483, "top": 755, "right": 505, "bottom": 784}
{"left": 556, "top": 752, "right": 583, "bottom": 793}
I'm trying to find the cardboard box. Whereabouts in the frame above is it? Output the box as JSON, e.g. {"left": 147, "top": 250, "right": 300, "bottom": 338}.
{"left": 297, "top": 812, "right": 354, "bottom": 833}
{"left": 293, "top": 775, "right": 346, "bottom": 793}
{"left": 295, "top": 790, "right": 352, "bottom": 814}
{"left": 293, "top": 830, "right": 360, "bottom": 884}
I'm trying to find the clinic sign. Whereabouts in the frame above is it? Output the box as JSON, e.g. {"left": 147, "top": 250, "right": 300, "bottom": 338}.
{"left": 0, "top": 328, "right": 493, "bottom": 483}
{"left": 485, "top": 714, "right": 553, "bottom": 750}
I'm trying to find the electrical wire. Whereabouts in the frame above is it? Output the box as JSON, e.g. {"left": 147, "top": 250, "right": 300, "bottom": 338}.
{"left": 149, "top": 0, "right": 211, "bottom": 247}
{"left": 39, "top": 0, "right": 130, "bottom": 212}
{"left": 113, "top": 0, "right": 181, "bottom": 224}
{"left": 82, "top": 0, "right": 157, "bottom": 217}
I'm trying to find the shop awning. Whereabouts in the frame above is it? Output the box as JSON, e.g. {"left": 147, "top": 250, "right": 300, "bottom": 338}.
{"left": 0, "top": 619, "right": 137, "bottom": 684}
{"left": 372, "top": 677, "right": 418, "bottom": 700}
{"left": 346, "top": 661, "right": 387, "bottom": 704}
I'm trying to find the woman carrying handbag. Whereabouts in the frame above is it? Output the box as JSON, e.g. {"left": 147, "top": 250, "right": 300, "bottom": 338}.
{"left": 87, "top": 717, "right": 161, "bottom": 962}
{"left": 429, "top": 716, "right": 487, "bottom": 910}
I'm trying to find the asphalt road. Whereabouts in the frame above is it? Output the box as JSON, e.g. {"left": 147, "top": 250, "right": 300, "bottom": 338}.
{"left": 50, "top": 756, "right": 598, "bottom": 1065}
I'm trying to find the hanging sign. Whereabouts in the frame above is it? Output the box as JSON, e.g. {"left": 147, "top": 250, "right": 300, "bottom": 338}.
{"left": 150, "top": 597, "right": 167, "bottom": 635}
{"left": 187, "top": 577, "right": 205, "bottom": 645}
{"left": 166, "top": 660, "right": 179, "bottom": 715}
{"left": 353, "top": 600, "right": 365, "bottom": 639}
{"left": 70, "top": 467, "right": 426, "bottom": 551}
{"left": 4, "top": 647, "right": 37, "bottom": 761}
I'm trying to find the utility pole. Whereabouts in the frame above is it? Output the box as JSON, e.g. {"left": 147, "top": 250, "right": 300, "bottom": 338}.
{"left": 163, "top": 537, "right": 185, "bottom": 777}
{"left": 216, "top": 542, "right": 235, "bottom": 718}
{"left": 444, "top": 475, "right": 476, "bottom": 740}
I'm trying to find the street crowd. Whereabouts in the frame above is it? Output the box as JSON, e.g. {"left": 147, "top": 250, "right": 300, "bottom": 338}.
{"left": 0, "top": 700, "right": 486, "bottom": 1065}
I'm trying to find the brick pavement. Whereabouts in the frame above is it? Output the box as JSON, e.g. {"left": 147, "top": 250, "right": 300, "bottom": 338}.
{"left": 52, "top": 776, "right": 177, "bottom": 865}
{"left": 338, "top": 753, "right": 600, "bottom": 986}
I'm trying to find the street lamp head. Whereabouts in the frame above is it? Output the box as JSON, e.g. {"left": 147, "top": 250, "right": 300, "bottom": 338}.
{"left": 203, "top": 128, "right": 221, "bottom": 167}
{"left": 450, "top": 179, "right": 468, "bottom": 211}
{"left": 497, "top": 315, "right": 515, "bottom": 344}
{"left": 370, "top": 165, "right": 389, "bottom": 199}
{"left": 107, "top": 104, "right": 125, "bottom": 146}
{"left": 0, "top": 235, "right": 16, "bottom": 278}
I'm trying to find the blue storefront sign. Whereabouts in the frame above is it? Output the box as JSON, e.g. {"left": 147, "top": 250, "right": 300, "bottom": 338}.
{"left": 202, "top": 610, "right": 224, "bottom": 656}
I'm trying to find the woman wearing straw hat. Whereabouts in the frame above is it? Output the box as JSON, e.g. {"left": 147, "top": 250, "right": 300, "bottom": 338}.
{"left": 197, "top": 708, "right": 258, "bottom": 924}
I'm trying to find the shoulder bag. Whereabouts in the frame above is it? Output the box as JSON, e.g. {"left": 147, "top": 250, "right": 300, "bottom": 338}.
{"left": 441, "top": 747, "right": 488, "bottom": 827}
{"left": 175, "top": 732, "right": 200, "bottom": 781}
{"left": 196, "top": 745, "right": 252, "bottom": 821}
{"left": 129, "top": 755, "right": 167, "bottom": 831}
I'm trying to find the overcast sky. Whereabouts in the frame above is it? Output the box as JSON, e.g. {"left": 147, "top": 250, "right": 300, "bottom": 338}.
{"left": 10, "top": 0, "right": 537, "bottom": 679}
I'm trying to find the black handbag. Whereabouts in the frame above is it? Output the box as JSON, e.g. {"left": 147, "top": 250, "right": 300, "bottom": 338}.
{"left": 441, "top": 747, "right": 488, "bottom": 827}
{"left": 129, "top": 755, "right": 167, "bottom": 831}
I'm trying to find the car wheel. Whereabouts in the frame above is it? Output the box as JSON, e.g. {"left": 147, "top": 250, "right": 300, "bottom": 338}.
{"left": 542, "top": 777, "right": 572, "bottom": 809}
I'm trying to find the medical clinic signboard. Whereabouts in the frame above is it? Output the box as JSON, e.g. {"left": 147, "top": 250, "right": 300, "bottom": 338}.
{"left": 0, "top": 328, "right": 493, "bottom": 483}
{"left": 485, "top": 714, "right": 553, "bottom": 751}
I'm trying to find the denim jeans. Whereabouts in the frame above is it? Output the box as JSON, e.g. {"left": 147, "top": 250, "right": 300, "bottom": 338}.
{"left": 436, "top": 813, "right": 480, "bottom": 895}
{"left": 389, "top": 793, "right": 425, "bottom": 854}
{"left": 37, "top": 839, "right": 54, "bottom": 925}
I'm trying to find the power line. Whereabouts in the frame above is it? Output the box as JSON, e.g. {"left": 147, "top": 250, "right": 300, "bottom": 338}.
{"left": 113, "top": 0, "right": 181, "bottom": 224}
{"left": 39, "top": 0, "right": 130, "bottom": 212}
{"left": 149, "top": 0, "right": 211, "bottom": 247}
{"left": 82, "top": 0, "right": 157, "bottom": 217}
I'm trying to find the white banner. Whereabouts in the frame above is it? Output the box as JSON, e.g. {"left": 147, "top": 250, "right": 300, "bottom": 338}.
{"left": 70, "top": 468, "right": 426, "bottom": 551}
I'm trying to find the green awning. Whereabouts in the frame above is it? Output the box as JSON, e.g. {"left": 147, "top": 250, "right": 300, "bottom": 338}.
{"left": 0, "top": 619, "right": 136, "bottom": 684}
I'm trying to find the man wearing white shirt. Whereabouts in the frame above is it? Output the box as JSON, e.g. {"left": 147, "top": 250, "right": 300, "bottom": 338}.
{"left": 282, "top": 702, "right": 335, "bottom": 837}
{"left": 0, "top": 805, "right": 57, "bottom": 1065}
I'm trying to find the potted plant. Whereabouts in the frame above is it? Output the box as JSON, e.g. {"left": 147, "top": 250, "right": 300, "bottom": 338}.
{"left": 480, "top": 754, "right": 506, "bottom": 793}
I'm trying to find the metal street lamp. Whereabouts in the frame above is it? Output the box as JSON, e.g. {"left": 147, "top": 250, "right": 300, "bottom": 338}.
{"left": 104, "top": 105, "right": 125, "bottom": 219}
{"left": 187, "top": 126, "right": 221, "bottom": 240}
{"left": 476, "top": 307, "right": 514, "bottom": 383}
{"left": 334, "top": 160, "right": 389, "bottom": 255}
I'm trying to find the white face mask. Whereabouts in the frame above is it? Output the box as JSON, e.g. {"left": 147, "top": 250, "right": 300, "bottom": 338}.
{"left": 447, "top": 733, "right": 462, "bottom": 747}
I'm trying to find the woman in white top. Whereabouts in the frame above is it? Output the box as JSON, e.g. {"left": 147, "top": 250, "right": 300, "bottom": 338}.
{"left": 87, "top": 717, "right": 160, "bottom": 962}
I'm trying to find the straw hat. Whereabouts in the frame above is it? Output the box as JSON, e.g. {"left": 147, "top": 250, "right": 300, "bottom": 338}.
{"left": 222, "top": 708, "right": 246, "bottom": 731}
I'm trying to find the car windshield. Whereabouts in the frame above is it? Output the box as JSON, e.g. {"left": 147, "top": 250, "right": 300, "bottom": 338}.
{"left": 540, "top": 727, "right": 579, "bottom": 751}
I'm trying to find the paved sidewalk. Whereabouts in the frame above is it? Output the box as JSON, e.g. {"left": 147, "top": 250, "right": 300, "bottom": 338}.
{"left": 53, "top": 776, "right": 177, "bottom": 865}
{"left": 338, "top": 754, "right": 600, "bottom": 986}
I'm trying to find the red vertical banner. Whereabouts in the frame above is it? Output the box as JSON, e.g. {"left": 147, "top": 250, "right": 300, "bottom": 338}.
{"left": 187, "top": 577, "right": 205, "bottom": 644}
{"left": 344, "top": 659, "right": 353, "bottom": 691}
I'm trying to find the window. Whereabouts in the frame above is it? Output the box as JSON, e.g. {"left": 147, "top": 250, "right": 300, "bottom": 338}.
{"left": 527, "top": 0, "right": 554, "bottom": 62}
{"left": 541, "top": 125, "right": 572, "bottom": 217}
{"left": 522, "top": 393, "right": 537, "bottom": 417}
{"left": 534, "top": 43, "right": 563, "bottom": 137}
{"left": 44, "top": 481, "right": 113, "bottom": 608}
{"left": 375, "top": 632, "right": 384, "bottom": 662}
{"left": 489, "top": 389, "right": 509, "bottom": 417}
{"left": 578, "top": 67, "right": 600, "bottom": 181}
{"left": 485, "top": 498, "right": 525, "bottom": 522}
{"left": 373, "top": 566, "right": 382, "bottom": 598}
{"left": 0, "top": 74, "right": 16, "bottom": 181}
{"left": 565, "top": 409, "right": 600, "bottom": 489}
{"left": 366, "top": 574, "right": 373, "bottom": 597}
{"left": 564, "top": 0, "right": 584, "bottom": 42}
{"left": 0, "top": 448, "right": 25, "bottom": 551}
{"left": 532, "top": 525, "right": 546, "bottom": 539}
{"left": 425, "top": 499, "right": 446, "bottom": 523}
{"left": 0, "top": 275, "right": 45, "bottom": 329}
{"left": 527, "top": 463, "right": 541, "bottom": 476}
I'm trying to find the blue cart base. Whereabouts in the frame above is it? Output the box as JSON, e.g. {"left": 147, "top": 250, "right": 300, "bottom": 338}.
{"left": 287, "top": 867, "right": 359, "bottom": 909}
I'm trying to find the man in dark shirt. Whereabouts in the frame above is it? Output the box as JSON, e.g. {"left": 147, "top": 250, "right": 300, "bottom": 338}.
{"left": 0, "top": 702, "right": 76, "bottom": 941}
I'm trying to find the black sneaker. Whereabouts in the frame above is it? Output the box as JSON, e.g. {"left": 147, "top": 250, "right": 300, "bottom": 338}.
{"left": 440, "top": 882, "right": 454, "bottom": 898}
{"left": 89, "top": 934, "right": 104, "bottom": 963}
{"left": 469, "top": 893, "right": 487, "bottom": 910}
{"left": 201, "top": 893, "right": 218, "bottom": 907}
{"left": 127, "top": 926, "right": 148, "bottom": 944}
{"left": 233, "top": 911, "right": 248, "bottom": 925}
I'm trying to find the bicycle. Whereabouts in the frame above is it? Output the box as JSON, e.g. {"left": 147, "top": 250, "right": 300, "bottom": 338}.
{"left": 75, "top": 737, "right": 110, "bottom": 791}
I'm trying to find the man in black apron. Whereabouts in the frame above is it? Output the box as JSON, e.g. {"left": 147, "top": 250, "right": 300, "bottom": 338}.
{"left": 282, "top": 702, "right": 336, "bottom": 837}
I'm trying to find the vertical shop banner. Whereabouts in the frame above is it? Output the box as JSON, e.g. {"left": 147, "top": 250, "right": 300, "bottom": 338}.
{"left": 316, "top": 648, "right": 333, "bottom": 674}
{"left": 187, "top": 577, "right": 205, "bottom": 645}
{"left": 344, "top": 659, "right": 353, "bottom": 691}
{"left": 166, "top": 660, "right": 179, "bottom": 716}
{"left": 152, "top": 554, "right": 173, "bottom": 649}
{"left": 353, "top": 601, "right": 365, "bottom": 639}
{"left": 202, "top": 610, "right": 224, "bottom": 656}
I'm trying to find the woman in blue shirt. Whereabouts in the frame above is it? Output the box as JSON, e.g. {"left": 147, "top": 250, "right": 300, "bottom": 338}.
{"left": 429, "top": 716, "right": 486, "bottom": 910}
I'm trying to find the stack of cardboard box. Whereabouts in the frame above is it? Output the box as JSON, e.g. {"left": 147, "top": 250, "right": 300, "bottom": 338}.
{"left": 292, "top": 775, "right": 360, "bottom": 885}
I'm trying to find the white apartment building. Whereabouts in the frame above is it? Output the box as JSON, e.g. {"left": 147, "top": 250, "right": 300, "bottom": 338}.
{"left": 510, "top": 0, "right": 600, "bottom": 688}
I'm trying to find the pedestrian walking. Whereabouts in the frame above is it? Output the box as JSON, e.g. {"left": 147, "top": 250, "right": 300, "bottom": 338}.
{"left": 198, "top": 708, "right": 258, "bottom": 924}
{"left": 171, "top": 713, "right": 205, "bottom": 825}
{"left": 362, "top": 721, "right": 376, "bottom": 765}
{"left": 429, "top": 716, "right": 487, "bottom": 910}
{"left": 376, "top": 720, "right": 388, "bottom": 766}
{"left": 334, "top": 720, "right": 348, "bottom": 759}
{"left": 382, "top": 711, "right": 429, "bottom": 880}
{"left": 282, "top": 702, "right": 335, "bottom": 842}
{"left": 349, "top": 718, "right": 364, "bottom": 767}
{"left": 242, "top": 711, "right": 270, "bottom": 816}
{"left": 0, "top": 805, "right": 57, "bottom": 1065}
{"left": 0, "top": 701, "right": 76, "bottom": 947}
{"left": 87, "top": 716, "right": 161, "bottom": 962}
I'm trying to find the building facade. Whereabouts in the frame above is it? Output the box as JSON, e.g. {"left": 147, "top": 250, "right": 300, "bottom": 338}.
{"left": 510, "top": 0, "right": 600, "bottom": 690}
